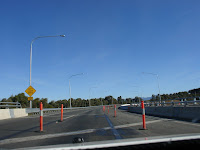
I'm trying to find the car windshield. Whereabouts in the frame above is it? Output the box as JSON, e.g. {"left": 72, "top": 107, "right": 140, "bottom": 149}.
{"left": 0, "top": 0, "right": 200, "bottom": 149}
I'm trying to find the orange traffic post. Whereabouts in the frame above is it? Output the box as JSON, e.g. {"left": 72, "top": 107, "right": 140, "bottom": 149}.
{"left": 114, "top": 105, "right": 116, "bottom": 117}
{"left": 61, "top": 104, "right": 63, "bottom": 122}
{"left": 141, "top": 101, "right": 147, "bottom": 130}
{"left": 40, "top": 102, "right": 43, "bottom": 132}
{"left": 103, "top": 106, "right": 105, "bottom": 112}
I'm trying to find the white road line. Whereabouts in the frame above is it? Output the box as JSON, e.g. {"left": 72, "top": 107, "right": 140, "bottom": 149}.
{"left": 171, "top": 120, "right": 200, "bottom": 127}
{"left": 114, "top": 119, "right": 170, "bottom": 129}
{"left": 0, "top": 129, "right": 96, "bottom": 145}
{"left": 63, "top": 115, "right": 76, "bottom": 120}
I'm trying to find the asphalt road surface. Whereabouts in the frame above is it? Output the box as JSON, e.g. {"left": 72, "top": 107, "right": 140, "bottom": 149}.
{"left": 0, "top": 106, "right": 200, "bottom": 149}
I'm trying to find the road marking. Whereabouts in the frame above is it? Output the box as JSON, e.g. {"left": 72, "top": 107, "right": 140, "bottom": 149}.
{"left": 0, "top": 129, "right": 97, "bottom": 145}
{"left": 114, "top": 119, "right": 171, "bottom": 129}
{"left": 104, "top": 114, "right": 122, "bottom": 139}
{"left": 63, "top": 115, "right": 76, "bottom": 120}
{"left": 0, "top": 119, "right": 168, "bottom": 145}
{"left": 171, "top": 120, "right": 200, "bottom": 127}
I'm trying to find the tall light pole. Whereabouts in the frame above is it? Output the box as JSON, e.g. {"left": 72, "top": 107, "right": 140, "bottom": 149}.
{"left": 69, "top": 73, "right": 84, "bottom": 108}
{"left": 29, "top": 35, "right": 65, "bottom": 108}
{"left": 89, "top": 87, "right": 97, "bottom": 107}
{"left": 142, "top": 72, "right": 161, "bottom": 103}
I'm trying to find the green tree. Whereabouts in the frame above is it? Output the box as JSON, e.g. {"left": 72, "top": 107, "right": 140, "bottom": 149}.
{"left": 117, "top": 96, "right": 123, "bottom": 104}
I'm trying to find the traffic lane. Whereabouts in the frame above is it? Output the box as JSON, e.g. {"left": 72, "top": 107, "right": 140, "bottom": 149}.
{"left": 0, "top": 108, "right": 93, "bottom": 140}
{"left": 107, "top": 107, "right": 200, "bottom": 139}
{"left": 4, "top": 106, "right": 187, "bottom": 149}
{"left": 0, "top": 107, "right": 116, "bottom": 149}
{"left": 1, "top": 107, "right": 182, "bottom": 149}
{"left": 105, "top": 107, "right": 160, "bottom": 126}
{"left": 2, "top": 106, "right": 200, "bottom": 149}
{"left": 42, "top": 106, "right": 109, "bottom": 134}
{"left": 0, "top": 130, "right": 115, "bottom": 149}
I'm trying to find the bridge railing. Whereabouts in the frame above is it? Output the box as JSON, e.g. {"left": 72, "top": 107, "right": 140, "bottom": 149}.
{"left": 26, "top": 106, "right": 89, "bottom": 115}
{"left": 131, "top": 97, "right": 200, "bottom": 107}
{"left": 0, "top": 102, "right": 22, "bottom": 109}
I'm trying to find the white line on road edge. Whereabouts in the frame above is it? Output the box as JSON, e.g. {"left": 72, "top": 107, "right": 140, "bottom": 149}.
{"left": 115, "top": 119, "right": 171, "bottom": 129}
{"left": 0, "top": 119, "right": 166, "bottom": 145}
{"left": 63, "top": 115, "right": 76, "bottom": 120}
{"left": 0, "top": 129, "right": 96, "bottom": 145}
{"left": 172, "top": 120, "right": 200, "bottom": 127}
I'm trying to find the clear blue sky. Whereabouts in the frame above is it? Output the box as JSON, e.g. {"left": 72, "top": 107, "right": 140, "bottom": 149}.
{"left": 1, "top": 0, "right": 200, "bottom": 101}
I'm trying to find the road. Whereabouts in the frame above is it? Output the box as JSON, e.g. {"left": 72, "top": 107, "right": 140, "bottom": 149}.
{"left": 0, "top": 106, "right": 200, "bottom": 149}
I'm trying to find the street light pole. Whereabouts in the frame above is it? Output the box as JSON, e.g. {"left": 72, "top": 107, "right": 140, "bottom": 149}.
{"left": 89, "top": 87, "right": 97, "bottom": 107}
{"left": 69, "top": 73, "right": 84, "bottom": 108}
{"left": 29, "top": 35, "right": 65, "bottom": 108}
{"left": 142, "top": 72, "right": 161, "bottom": 103}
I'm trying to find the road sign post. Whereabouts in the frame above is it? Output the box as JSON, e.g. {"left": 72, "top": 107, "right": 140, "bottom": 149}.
{"left": 25, "top": 86, "right": 36, "bottom": 108}
{"left": 25, "top": 86, "right": 36, "bottom": 97}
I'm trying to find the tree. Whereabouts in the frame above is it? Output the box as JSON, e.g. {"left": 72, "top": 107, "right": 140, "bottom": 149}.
{"left": 117, "top": 96, "right": 123, "bottom": 104}
{"left": 13, "top": 93, "right": 28, "bottom": 108}
{"left": 1, "top": 98, "right": 7, "bottom": 102}
{"left": 125, "top": 98, "right": 132, "bottom": 104}
{"left": 151, "top": 94, "right": 156, "bottom": 101}
{"left": 134, "top": 96, "right": 142, "bottom": 103}
{"left": 105, "top": 96, "right": 113, "bottom": 105}
{"left": 32, "top": 98, "right": 40, "bottom": 108}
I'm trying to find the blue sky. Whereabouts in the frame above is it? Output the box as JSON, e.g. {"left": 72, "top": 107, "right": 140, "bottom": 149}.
{"left": 1, "top": 0, "right": 200, "bottom": 101}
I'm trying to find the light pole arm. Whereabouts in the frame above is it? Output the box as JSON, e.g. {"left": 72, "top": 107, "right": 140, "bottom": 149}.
{"left": 68, "top": 73, "right": 84, "bottom": 108}
{"left": 69, "top": 73, "right": 84, "bottom": 79}
{"left": 29, "top": 35, "right": 65, "bottom": 86}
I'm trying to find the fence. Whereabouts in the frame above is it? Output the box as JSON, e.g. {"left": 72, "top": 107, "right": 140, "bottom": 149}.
{"left": 132, "top": 97, "right": 200, "bottom": 107}
{"left": 26, "top": 106, "right": 89, "bottom": 115}
{"left": 0, "top": 102, "right": 22, "bottom": 108}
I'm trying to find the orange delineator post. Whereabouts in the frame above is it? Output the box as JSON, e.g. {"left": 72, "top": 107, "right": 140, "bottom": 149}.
{"left": 141, "top": 101, "right": 146, "bottom": 129}
{"left": 114, "top": 105, "right": 116, "bottom": 117}
{"left": 61, "top": 104, "right": 63, "bottom": 122}
{"left": 40, "top": 102, "right": 43, "bottom": 132}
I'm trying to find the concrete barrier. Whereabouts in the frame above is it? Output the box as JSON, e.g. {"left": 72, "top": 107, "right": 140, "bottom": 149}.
{"left": 128, "top": 106, "right": 200, "bottom": 121}
{"left": 0, "top": 109, "right": 28, "bottom": 120}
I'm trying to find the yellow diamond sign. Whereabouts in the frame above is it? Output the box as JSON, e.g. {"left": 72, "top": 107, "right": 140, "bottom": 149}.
{"left": 25, "top": 86, "right": 36, "bottom": 97}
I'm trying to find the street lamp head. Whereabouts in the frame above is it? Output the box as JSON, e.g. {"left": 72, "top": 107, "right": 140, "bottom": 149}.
{"left": 60, "top": 35, "right": 65, "bottom": 37}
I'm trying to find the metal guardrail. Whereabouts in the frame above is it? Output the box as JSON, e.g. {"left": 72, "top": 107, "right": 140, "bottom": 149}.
{"left": 26, "top": 106, "right": 89, "bottom": 114}
{"left": 145, "top": 100, "right": 200, "bottom": 107}
{"left": 0, "top": 102, "right": 22, "bottom": 108}
{"left": 131, "top": 98, "right": 200, "bottom": 107}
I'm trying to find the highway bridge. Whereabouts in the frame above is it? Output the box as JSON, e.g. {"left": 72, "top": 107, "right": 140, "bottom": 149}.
{"left": 0, "top": 105, "right": 200, "bottom": 149}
